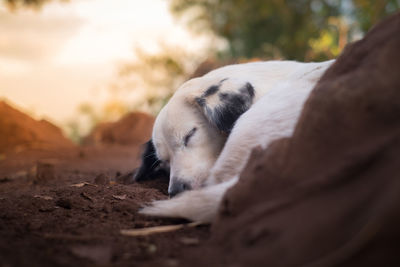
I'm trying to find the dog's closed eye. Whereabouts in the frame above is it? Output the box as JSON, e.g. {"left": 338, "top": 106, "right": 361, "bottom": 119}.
{"left": 183, "top": 127, "right": 197, "bottom": 146}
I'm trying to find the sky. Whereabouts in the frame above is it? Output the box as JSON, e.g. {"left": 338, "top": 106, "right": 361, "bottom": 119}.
{"left": 0, "top": 0, "right": 209, "bottom": 127}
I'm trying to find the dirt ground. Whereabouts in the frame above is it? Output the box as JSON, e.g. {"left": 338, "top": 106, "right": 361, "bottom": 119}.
{"left": 0, "top": 145, "right": 210, "bottom": 267}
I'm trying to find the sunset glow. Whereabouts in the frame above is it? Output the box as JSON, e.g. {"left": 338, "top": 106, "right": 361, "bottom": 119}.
{"left": 0, "top": 0, "right": 209, "bottom": 126}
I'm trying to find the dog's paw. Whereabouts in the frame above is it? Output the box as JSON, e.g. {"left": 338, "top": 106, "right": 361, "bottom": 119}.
{"left": 139, "top": 200, "right": 179, "bottom": 218}
{"left": 139, "top": 179, "right": 237, "bottom": 223}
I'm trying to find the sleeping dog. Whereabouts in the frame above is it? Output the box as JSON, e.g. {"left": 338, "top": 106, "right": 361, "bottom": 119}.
{"left": 134, "top": 60, "right": 335, "bottom": 222}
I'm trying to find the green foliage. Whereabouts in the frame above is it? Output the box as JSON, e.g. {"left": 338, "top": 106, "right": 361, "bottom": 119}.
{"left": 170, "top": 0, "right": 399, "bottom": 61}
{"left": 2, "top": 0, "right": 66, "bottom": 10}
{"left": 113, "top": 45, "right": 200, "bottom": 115}
{"left": 352, "top": 0, "right": 400, "bottom": 32}
{"left": 64, "top": 103, "right": 100, "bottom": 144}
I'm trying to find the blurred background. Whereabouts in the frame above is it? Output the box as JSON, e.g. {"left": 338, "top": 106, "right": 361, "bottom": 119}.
{"left": 1, "top": 0, "right": 399, "bottom": 143}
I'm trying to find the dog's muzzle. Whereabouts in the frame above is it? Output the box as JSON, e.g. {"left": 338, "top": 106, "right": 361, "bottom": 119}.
{"left": 168, "top": 179, "right": 191, "bottom": 197}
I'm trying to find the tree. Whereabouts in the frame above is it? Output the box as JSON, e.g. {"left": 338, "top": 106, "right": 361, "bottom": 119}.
{"left": 3, "top": 0, "right": 65, "bottom": 10}
{"left": 169, "top": 0, "right": 399, "bottom": 61}
{"left": 112, "top": 45, "right": 202, "bottom": 115}
{"left": 352, "top": 0, "right": 400, "bottom": 32}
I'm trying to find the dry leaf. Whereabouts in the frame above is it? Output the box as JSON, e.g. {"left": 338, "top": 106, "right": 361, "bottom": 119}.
{"left": 112, "top": 194, "right": 127, "bottom": 200}
{"left": 70, "top": 182, "right": 86, "bottom": 188}
{"left": 70, "top": 182, "right": 97, "bottom": 188}
{"left": 34, "top": 195, "right": 53, "bottom": 200}
{"left": 81, "top": 192, "right": 94, "bottom": 202}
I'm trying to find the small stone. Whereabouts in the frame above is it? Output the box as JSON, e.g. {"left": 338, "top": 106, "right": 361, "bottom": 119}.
{"left": 94, "top": 174, "right": 110, "bottom": 185}
{"left": 35, "top": 161, "right": 55, "bottom": 184}
{"left": 102, "top": 204, "right": 112, "bottom": 213}
{"left": 56, "top": 198, "right": 72, "bottom": 209}
{"left": 0, "top": 177, "right": 11, "bottom": 183}
{"left": 180, "top": 237, "right": 199, "bottom": 246}
{"left": 115, "top": 171, "right": 135, "bottom": 184}
{"left": 165, "top": 259, "right": 179, "bottom": 267}
{"left": 70, "top": 245, "right": 112, "bottom": 265}
{"left": 39, "top": 206, "right": 55, "bottom": 212}
{"left": 147, "top": 244, "right": 157, "bottom": 254}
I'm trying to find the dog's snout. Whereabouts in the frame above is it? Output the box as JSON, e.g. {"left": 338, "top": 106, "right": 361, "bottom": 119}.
{"left": 168, "top": 179, "right": 191, "bottom": 197}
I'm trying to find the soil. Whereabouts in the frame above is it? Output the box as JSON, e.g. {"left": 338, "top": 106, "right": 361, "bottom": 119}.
{"left": 0, "top": 144, "right": 211, "bottom": 267}
{"left": 0, "top": 102, "right": 210, "bottom": 267}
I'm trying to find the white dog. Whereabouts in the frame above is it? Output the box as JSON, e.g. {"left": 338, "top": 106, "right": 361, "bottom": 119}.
{"left": 134, "top": 60, "right": 334, "bottom": 223}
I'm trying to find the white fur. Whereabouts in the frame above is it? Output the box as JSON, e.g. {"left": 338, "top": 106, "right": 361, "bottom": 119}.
{"left": 140, "top": 60, "right": 334, "bottom": 223}
{"left": 141, "top": 177, "right": 238, "bottom": 222}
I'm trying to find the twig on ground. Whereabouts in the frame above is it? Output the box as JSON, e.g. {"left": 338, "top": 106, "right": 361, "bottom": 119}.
{"left": 120, "top": 222, "right": 204, "bottom": 237}
{"left": 70, "top": 182, "right": 97, "bottom": 188}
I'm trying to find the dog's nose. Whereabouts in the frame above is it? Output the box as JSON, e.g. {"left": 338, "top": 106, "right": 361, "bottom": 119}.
{"left": 168, "top": 180, "right": 191, "bottom": 197}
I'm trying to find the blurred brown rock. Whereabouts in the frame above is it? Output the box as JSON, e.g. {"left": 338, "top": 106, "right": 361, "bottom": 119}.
{"left": 0, "top": 101, "right": 74, "bottom": 153}
{"left": 83, "top": 112, "right": 154, "bottom": 146}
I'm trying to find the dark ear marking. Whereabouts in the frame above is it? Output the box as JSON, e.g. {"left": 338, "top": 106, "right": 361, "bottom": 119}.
{"left": 201, "top": 78, "right": 228, "bottom": 98}
{"left": 242, "top": 82, "right": 255, "bottom": 98}
{"left": 196, "top": 81, "right": 255, "bottom": 134}
{"left": 134, "top": 139, "right": 166, "bottom": 181}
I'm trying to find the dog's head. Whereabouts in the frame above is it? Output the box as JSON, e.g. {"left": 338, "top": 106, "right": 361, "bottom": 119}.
{"left": 135, "top": 76, "right": 255, "bottom": 196}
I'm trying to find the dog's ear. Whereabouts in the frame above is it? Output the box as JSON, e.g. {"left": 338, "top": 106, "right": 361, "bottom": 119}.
{"left": 134, "top": 139, "right": 166, "bottom": 181}
{"left": 191, "top": 78, "right": 255, "bottom": 134}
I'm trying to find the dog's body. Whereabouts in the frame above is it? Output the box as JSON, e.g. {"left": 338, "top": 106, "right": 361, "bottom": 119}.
{"left": 136, "top": 60, "right": 334, "bottom": 223}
